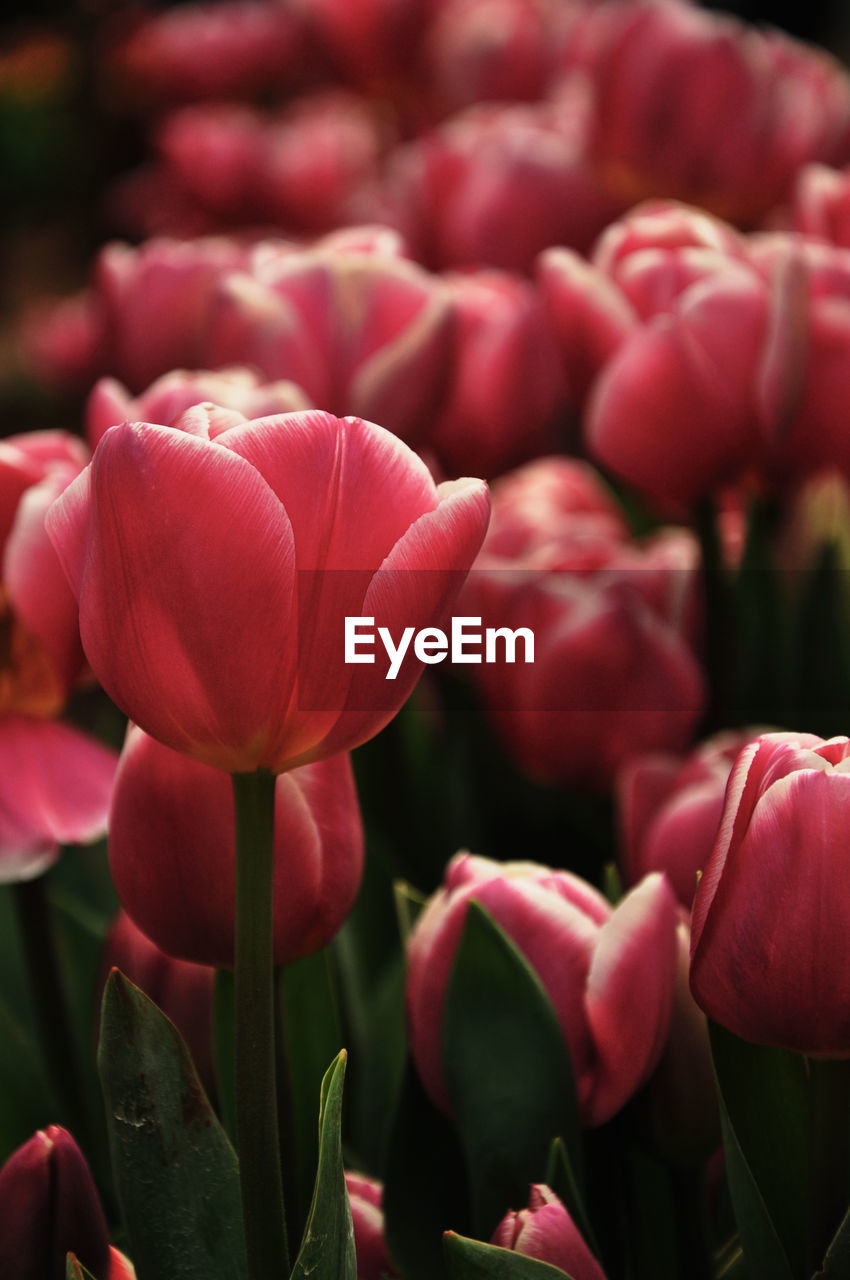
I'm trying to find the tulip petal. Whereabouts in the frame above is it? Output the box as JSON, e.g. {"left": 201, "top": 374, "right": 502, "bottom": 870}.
{"left": 0, "top": 718, "right": 117, "bottom": 884}
{"left": 584, "top": 872, "right": 677, "bottom": 1124}
{"left": 47, "top": 421, "right": 299, "bottom": 771}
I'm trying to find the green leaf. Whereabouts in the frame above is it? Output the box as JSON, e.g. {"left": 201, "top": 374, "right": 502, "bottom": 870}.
{"left": 545, "top": 1139, "right": 597, "bottom": 1258}
{"left": 394, "top": 880, "right": 427, "bottom": 942}
{"left": 817, "top": 1205, "right": 850, "bottom": 1277}
{"left": 444, "top": 1232, "right": 573, "bottom": 1279}
{"left": 443, "top": 902, "right": 584, "bottom": 1237}
{"left": 65, "top": 1256, "right": 97, "bottom": 1280}
{"left": 0, "top": 987, "right": 54, "bottom": 1162}
{"left": 709, "top": 1023, "right": 807, "bottom": 1280}
{"left": 290, "top": 1050, "right": 356, "bottom": 1280}
{"left": 98, "top": 970, "right": 248, "bottom": 1280}
{"left": 213, "top": 969, "right": 236, "bottom": 1143}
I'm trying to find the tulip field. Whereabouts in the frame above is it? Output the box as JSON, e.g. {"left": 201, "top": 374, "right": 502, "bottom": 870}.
{"left": 5, "top": 1, "right": 850, "bottom": 1278}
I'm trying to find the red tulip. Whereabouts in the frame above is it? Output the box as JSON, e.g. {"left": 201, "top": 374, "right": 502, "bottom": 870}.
{"left": 207, "top": 247, "right": 452, "bottom": 444}
{"left": 788, "top": 163, "right": 850, "bottom": 248}
{"left": 109, "top": 726, "right": 363, "bottom": 967}
{"left": 407, "top": 853, "right": 678, "bottom": 1126}
{"left": 690, "top": 731, "right": 850, "bottom": 1054}
{"left": 345, "top": 1172, "right": 399, "bottom": 1279}
{"left": 428, "top": 270, "right": 567, "bottom": 478}
{"left": 617, "top": 729, "right": 762, "bottom": 909}
{"left": 47, "top": 408, "right": 489, "bottom": 773}
{"left": 86, "top": 367, "right": 312, "bottom": 450}
{"left": 491, "top": 1184, "right": 606, "bottom": 1280}
{"left": 465, "top": 458, "right": 704, "bottom": 789}
{"left": 0, "top": 1126, "right": 110, "bottom": 1280}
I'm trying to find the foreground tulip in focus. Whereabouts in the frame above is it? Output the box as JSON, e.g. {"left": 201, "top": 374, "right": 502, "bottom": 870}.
{"left": 491, "top": 1184, "right": 606, "bottom": 1280}
{"left": 46, "top": 407, "right": 490, "bottom": 773}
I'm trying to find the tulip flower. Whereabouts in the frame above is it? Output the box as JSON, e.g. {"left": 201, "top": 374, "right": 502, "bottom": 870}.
{"left": 788, "top": 163, "right": 850, "bottom": 247}
{"left": 108, "top": 726, "right": 363, "bottom": 966}
{"left": 206, "top": 247, "right": 452, "bottom": 444}
{"left": 0, "top": 1125, "right": 119, "bottom": 1280}
{"left": 47, "top": 408, "right": 489, "bottom": 774}
{"left": 491, "top": 1184, "right": 606, "bottom": 1280}
{"left": 0, "top": 432, "right": 117, "bottom": 881}
{"left": 690, "top": 731, "right": 850, "bottom": 1054}
{"left": 617, "top": 729, "right": 762, "bottom": 908}
{"left": 428, "top": 270, "right": 567, "bottom": 478}
{"left": 345, "top": 1172, "right": 399, "bottom": 1279}
{"left": 407, "top": 853, "right": 678, "bottom": 1126}
{"left": 86, "top": 366, "right": 312, "bottom": 450}
{"left": 464, "top": 457, "right": 704, "bottom": 789}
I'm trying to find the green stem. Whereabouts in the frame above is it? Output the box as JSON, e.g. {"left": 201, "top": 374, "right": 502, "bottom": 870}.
{"left": 274, "top": 966, "right": 301, "bottom": 1249}
{"left": 694, "top": 496, "right": 732, "bottom": 731}
{"left": 807, "top": 1056, "right": 850, "bottom": 1274}
{"left": 233, "top": 769, "right": 290, "bottom": 1280}
{"left": 13, "top": 876, "right": 92, "bottom": 1138}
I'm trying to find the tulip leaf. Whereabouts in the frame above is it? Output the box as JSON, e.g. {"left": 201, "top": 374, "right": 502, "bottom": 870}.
{"left": 66, "top": 1255, "right": 97, "bottom": 1280}
{"left": 98, "top": 970, "right": 248, "bottom": 1280}
{"left": 0, "top": 987, "right": 54, "bottom": 1162}
{"left": 443, "top": 902, "right": 584, "bottom": 1238}
{"left": 394, "top": 880, "right": 427, "bottom": 941}
{"left": 290, "top": 1050, "right": 356, "bottom": 1280}
{"left": 384, "top": 1059, "right": 468, "bottom": 1280}
{"left": 444, "top": 1232, "right": 574, "bottom": 1278}
{"left": 545, "top": 1139, "right": 598, "bottom": 1259}
{"left": 708, "top": 1022, "right": 807, "bottom": 1280}
{"left": 213, "top": 969, "right": 236, "bottom": 1142}
{"left": 818, "top": 1205, "right": 850, "bottom": 1277}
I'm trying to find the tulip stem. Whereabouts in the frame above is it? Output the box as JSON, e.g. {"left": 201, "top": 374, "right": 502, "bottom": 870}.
{"left": 233, "top": 769, "right": 290, "bottom": 1280}
{"left": 807, "top": 1056, "right": 850, "bottom": 1273}
{"left": 694, "top": 497, "right": 732, "bottom": 729}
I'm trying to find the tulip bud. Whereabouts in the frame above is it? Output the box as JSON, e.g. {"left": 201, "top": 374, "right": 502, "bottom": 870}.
{"left": 0, "top": 1126, "right": 110, "bottom": 1280}
{"left": 407, "top": 853, "right": 678, "bottom": 1126}
{"left": 690, "top": 731, "right": 850, "bottom": 1054}
{"left": 492, "top": 1184, "right": 606, "bottom": 1280}
{"left": 345, "top": 1172, "right": 399, "bottom": 1279}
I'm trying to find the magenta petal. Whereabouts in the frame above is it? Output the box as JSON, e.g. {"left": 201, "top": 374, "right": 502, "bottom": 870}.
{"left": 5, "top": 471, "right": 86, "bottom": 693}
{"left": 0, "top": 717, "right": 117, "bottom": 884}
{"left": 47, "top": 421, "right": 299, "bottom": 771}
{"left": 310, "top": 476, "right": 490, "bottom": 763}
{"left": 584, "top": 872, "right": 678, "bottom": 1125}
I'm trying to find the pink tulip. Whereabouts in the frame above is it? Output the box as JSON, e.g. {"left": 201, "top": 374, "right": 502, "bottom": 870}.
{"left": 492, "top": 1184, "right": 606, "bottom": 1279}
{"left": 0, "top": 1126, "right": 110, "bottom": 1280}
{"left": 100, "top": 910, "right": 215, "bottom": 1087}
{"left": 586, "top": 268, "right": 769, "bottom": 507}
{"left": 0, "top": 717, "right": 117, "bottom": 884}
{"left": 690, "top": 731, "right": 850, "bottom": 1054}
{"left": 86, "top": 367, "right": 313, "bottom": 450}
{"left": 407, "top": 853, "right": 678, "bottom": 1126}
{"left": 0, "top": 431, "right": 118, "bottom": 881}
{"left": 617, "top": 729, "right": 762, "bottom": 908}
{"left": 104, "top": 0, "right": 303, "bottom": 104}
{"left": 536, "top": 246, "right": 637, "bottom": 406}
{"left": 424, "top": 0, "right": 572, "bottom": 114}
{"left": 562, "top": 0, "right": 850, "bottom": 222}
{"left": 382, "top": 96, "right": 623, "bottom": 271}
{"left": 787, "top": 163, "right": 850, "bottom": 247}
{"left": 428, "top": 270, "right": 567, "bottom": 478}
{"left": 153, "top": 104, "right": 265, "bottom": 224}
{"left": 109, "top": 726, "right": 363, "bottom": 967}
{"left": 207, "top": 247, "right": 452, "bottom": 444}
{"left": 94, "top": 237, "right": 250, "bottom": 390}
{"left": 345, "top": 1172, "right": 399, "bottom": 1279}
{"left": 47, "top": 408, "right": 489, "bottom": 773}
{"left": 465, "top": 458, "right": 704, "bottom": 789}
